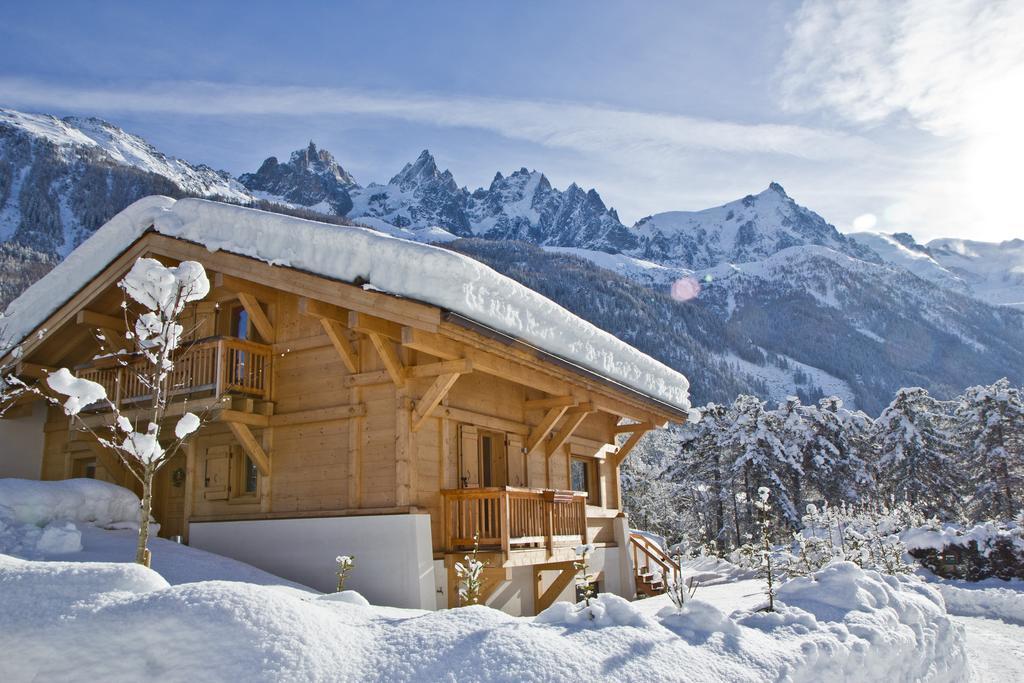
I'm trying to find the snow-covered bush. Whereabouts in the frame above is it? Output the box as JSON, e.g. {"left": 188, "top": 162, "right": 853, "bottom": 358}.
{"left": 904, "top": 517, "right": 1024, "bottom": 580}
{"left": 454, "top": 533, "right": 486, "bottom": 606}
{"left": 335, "top": 555, "right": 355, "bottom": 592}
{"left": 573, "top": 543, "right": 596, "bottom": 607}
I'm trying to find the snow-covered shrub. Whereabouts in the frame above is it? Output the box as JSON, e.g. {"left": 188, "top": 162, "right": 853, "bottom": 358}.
{"left": 454, "top": 533, "right": 486, "bottom": 606}
{"left": 573, "top": 543, "right": 596, "bottom": 607}
{"left": 18, "top": 258, "right": 210, "bottom": 567}
{"left": 904, "top": 517, "right": 1024, "bottom": 580}
{"left": 335, "top": 555, "right": 354, "bottom": 592}
{"left": 664, "top": 555, "right": 699, "bottom": 612}
{"left": 755, "top": 486, "right": 777, "bottom": 610}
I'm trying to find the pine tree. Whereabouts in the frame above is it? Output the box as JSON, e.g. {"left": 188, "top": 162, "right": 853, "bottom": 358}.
{"left": 875, "top": 387, "right": 961, "bottom": 518}
{"left": 721, "top": 395, "right": 799, "bottom": 534}
{"left": 958, "top": 378, "right": 1024, "bottom": 519}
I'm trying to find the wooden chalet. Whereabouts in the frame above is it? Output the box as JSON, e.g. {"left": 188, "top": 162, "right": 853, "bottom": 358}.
{"left": 0, "top": 197, "right": 690, "bottom": 614}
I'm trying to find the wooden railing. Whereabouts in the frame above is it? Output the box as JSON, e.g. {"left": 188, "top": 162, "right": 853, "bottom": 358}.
{"left": 629, "top": 531, "right": 681, "bottom": 588}
{"left": 76, "top": 336, "right": 271, "bottom": 406}
{"left": 441, "top": 487, "right": 588, "bottom": 555}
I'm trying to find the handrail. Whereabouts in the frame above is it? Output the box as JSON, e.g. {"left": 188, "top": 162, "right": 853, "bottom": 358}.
{"left": 441, "top": 486, "right": 588, "bottom": 556}
{"left": 76, "top": 336, "right": 272, "bottom": 405}
{"left": 629, "top": 532, "right": 681, "bottom": 588}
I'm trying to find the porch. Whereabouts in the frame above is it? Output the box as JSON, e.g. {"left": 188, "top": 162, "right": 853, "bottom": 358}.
{"left": 441, "top": 486, "right": 589, "bottom": 565}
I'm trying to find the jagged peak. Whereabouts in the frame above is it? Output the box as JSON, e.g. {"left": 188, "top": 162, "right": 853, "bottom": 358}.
{"left": 767, "top": 181, "right": 789, "bottom": 197}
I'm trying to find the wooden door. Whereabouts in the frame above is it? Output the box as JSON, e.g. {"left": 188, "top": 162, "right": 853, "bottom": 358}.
{"left": 153, "top": 453, "right": 187, "bottom": 539}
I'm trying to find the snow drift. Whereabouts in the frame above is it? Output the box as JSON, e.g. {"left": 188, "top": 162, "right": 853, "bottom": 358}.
{"left": 0, "top": 553, "right": 969, "bottom": 682}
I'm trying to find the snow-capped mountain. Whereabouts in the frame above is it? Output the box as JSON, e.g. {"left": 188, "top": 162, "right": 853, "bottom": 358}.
{"left": 239, "top": 141, "right": 357, "bottom": 216}
{"left": 2, "top": 107, "right": 1022, "bottom": 414}
{"left": 0, "top": 108, "right": 252, "bottom": 255}
{"left": 630, "top": 182, "right": 876, "bottom": 269}
{"left": 240, "top": 144, "right": 635, "bottom": 250}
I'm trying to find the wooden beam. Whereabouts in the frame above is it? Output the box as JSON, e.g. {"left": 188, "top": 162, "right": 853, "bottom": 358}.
{"left": 525, "top": 405, "right": 570, "bottom": 457}
{"left": 15, "top": 362, "right": 53, "bottom": 380}
{"left": 237, "top": 292, "right": 275, "bottom": 343}
{"left": 564, "top": 402, "right": 595, "bottom": 416}
{"left": 218, "top": 409, "right": 270, "bottom": 428}
{"left": 412, "top": 372, "right": 463, "bottom": 432}
{"left": 349, "top": 311, "right": 403, "bottom": 340}
{"left": 320, "top": 318, "right": 359, "bottom": 373}
{"left": 608, "top": 429, "right": 650, "bottom": 469}
{"left": 525, "top": 396, "right": 578, "bottom": 410}
{"left": 406, "top": 358, "right": 472, "bottom": 379}
{"left": 344, "top": 369, "right": 393, "bottom": 388}
{"left": 227, "top": 421, "right": 271, "bottom": 477}
{"left": 212, "top": 272, "right": 280, "bottom": 303}
{"left": 431, "top": 405, "right": 530, "bottom": 436}
{"left": 297, "top": 296, "right": 348, "bottom": 322}
{"left": 368, "top": 332, "right": 405, "bottom": 386}
{"left": 613, "top": 420, "right": 655, "bottom": 435}
{"left": 76, "top": 310, "right": 126, "bottom": 332}
{"left": 269, "top": 404, "right": 366, "bottom": 427}
{"left": 545, "top": 409, "right": 592, "bottom": 458}
{"left": 534, "top": 563, "right": 578, "bottom": 614}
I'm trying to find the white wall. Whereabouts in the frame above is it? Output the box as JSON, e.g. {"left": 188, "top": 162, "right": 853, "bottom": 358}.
{"left": 0, "top": 400, "right": 46, "bottom": 479}
{"left": 189, "top": 513, "right": 436, "bottom": 609}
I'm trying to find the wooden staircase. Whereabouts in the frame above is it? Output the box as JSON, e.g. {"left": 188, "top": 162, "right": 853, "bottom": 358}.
{"left": 629, "top": 532, "right": 681, "bottom": 598}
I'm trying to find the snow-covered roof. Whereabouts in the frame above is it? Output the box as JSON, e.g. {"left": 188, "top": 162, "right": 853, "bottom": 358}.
{"left": 2, "top": 197, "right": 693, "bottom": 415}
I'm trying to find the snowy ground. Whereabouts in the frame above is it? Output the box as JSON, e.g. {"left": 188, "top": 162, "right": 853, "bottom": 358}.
{"left": 0, "top": 479, "right": 1005, "bottom": 681}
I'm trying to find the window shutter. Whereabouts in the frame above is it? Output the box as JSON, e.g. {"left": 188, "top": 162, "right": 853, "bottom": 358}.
{"left": 203, "top": 446, "right": 230, "bottom": 501}
{"left": 506, "top": 434, "right": 525, "bottom": 487}
{"left": 459, "top": 425, "right": 479, "bottom": 487}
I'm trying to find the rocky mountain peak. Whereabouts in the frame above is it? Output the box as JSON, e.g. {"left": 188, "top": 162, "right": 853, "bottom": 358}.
{"left": 389, "top": 149, "right": 448, "bottom": 190}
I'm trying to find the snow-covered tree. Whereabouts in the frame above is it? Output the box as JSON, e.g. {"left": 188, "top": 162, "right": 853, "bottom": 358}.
{"left": 722, "top": 395, "right": 799, "bottom": 534}
{"left": 455, "top": 533, "right": 486, "bottom": 606}
{"left": 31, "top": 258, "right": 211, "bottom": 565}
{"left": 957, "top": 379, "right": 1024, "bottom": 519}
{"left": 875, "top": 388, "right": 961, "bottom": 518}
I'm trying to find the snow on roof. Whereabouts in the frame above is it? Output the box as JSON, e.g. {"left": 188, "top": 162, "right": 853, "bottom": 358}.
{"left": 2, "top": 196, "right": 692, "bottom": 414}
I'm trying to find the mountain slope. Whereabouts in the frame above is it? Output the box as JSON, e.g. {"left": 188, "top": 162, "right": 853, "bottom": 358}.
{"left": 927, "top": 237, "right": 1024, "bottom": 308}
{"left": 0, "top": 108, "right": 251, "bottom": 256}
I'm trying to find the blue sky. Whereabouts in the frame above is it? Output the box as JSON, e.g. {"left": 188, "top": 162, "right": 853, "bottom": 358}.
{"left": 1, "top": 1, "right": 1022, "bottom": 241}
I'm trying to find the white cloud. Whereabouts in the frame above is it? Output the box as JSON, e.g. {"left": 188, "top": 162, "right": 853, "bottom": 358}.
{"left": 779, "top": 0, "right": 1024, "bottom": 241}
{"left": 0, "top": 77, "right": 873, "bottom": 163}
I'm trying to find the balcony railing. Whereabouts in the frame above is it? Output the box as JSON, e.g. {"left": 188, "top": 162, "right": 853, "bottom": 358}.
{"left": 441, "top": 486, "right": 588, "bottom": 555}
{"left": 76, "top": 336, "right": 271, "bottom": 406}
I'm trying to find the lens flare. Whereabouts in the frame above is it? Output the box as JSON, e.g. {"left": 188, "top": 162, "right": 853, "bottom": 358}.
{"left": 670, "top": 277, "right": 701, "bottom": 302}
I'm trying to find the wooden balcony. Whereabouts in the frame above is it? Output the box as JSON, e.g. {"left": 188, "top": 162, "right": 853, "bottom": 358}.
{"left": 441, "top": 486, "right": 588, "bottom": 561}
{"left": 76, "top": 336, "right": 272, "bottom": 407}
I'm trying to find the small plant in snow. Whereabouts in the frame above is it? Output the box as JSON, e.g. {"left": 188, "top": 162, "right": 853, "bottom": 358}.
{"left": 335, "top": 555, "right": 355, "bottom": 592}
{"left": 666, "top": 552, "right": 699, "bottom": 611}
{"left": 755, "top": 486, "right": 777, "bottom": 611}
{"left": 455, "top": 533, "right": 487, "bottom": 606}
{"left": 574, "top": 543, "right": 596, "bottom": 607}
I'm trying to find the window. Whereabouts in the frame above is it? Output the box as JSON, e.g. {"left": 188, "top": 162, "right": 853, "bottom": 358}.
{"left": 230, "top": 306, "right": 250, "bottom": 340}
{"left": 231, "top": 448, "right": 260, "bottom": 501}
{"left": 73, "top": 457, "right": 97, "bottom": 479}
{"left": 571, "top": 457, "right": 599, "bottom": 504}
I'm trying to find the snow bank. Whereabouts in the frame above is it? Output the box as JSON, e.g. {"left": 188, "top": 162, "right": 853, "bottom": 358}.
{"left": 682, "top": 556, "right": 758, "bottom": 586}
{"left": 929, "top": 578, "right": 1024, "bottom": 625}
{"left": 2, "top": 196, "right": 691, "bottom": 413}
{"left": 0, "top": 553, "right": 970, "bottom": 682}
{"left": 0, "top": 478, "right": 140, "bottom": 528}
{"left": 771, "top": 562, "right": 968, "bottom": 682}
